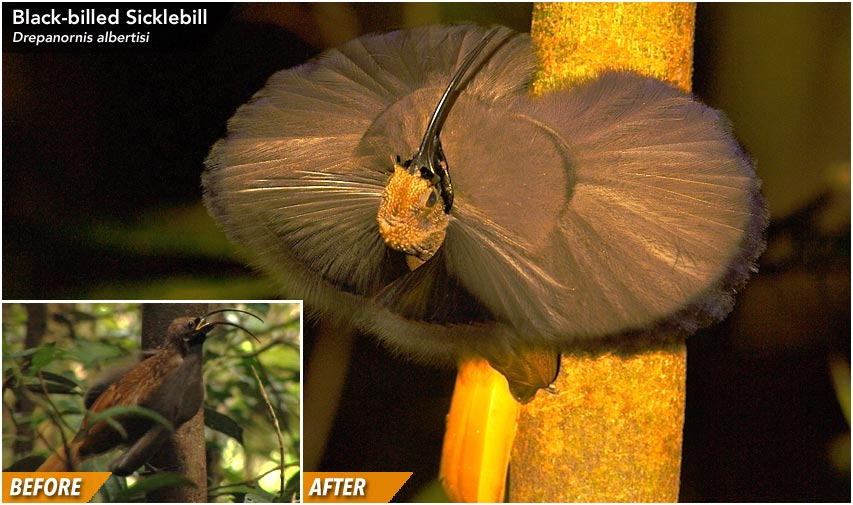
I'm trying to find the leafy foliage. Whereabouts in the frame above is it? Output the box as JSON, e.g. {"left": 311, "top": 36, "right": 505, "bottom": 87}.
{"left": 114, "top": 473, "right": 197, "bottom": 502}
{"left": 1, "top": 303, "right": 301, "bottom": 502}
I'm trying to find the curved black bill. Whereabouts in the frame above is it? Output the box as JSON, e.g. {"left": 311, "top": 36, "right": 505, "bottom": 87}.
{"left": 196, "top": 320, "right": 261, "bottom": 343}
{"left": 202, "top": 308, "right": 264, "bottom": 325}
{"left": 192, "top": 308, "right": 264, "bottom": 345}
{"left": 407, "top": 27, "right": 503, "bottom": 214}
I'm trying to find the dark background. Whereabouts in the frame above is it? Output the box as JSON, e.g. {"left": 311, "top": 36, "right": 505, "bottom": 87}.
{"left": 4, "top": 3, "right": 850, "bottom": 502}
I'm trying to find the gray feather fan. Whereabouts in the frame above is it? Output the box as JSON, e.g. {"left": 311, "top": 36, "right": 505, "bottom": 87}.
{"left": 203, "top": 24, "right": 767, "bottom": 401}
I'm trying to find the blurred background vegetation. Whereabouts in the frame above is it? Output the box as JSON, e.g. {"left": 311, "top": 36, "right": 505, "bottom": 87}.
{"left": 1, "top": 303, "right": 300, "bottom": 502}
{"left": 3, "top": 2, "right": 849, "bottom": 502}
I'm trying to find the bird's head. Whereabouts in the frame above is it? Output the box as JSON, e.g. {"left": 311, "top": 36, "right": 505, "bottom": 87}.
{"left": 167, "top": 308, "right": 262, "bottom": 351}
{"left": 377, "top": 28, "right": 501, "bottom": 267}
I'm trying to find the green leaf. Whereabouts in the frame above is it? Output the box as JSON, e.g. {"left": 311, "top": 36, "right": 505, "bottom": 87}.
{"left": 112, "top": 472, "right": 195, "bottom": 501}
{"left": 280, "top": 470, "right": 300, "bottom": 502}
{"left": 25, "top": 382, "right": 79, "bottom": 394}
{"left": 204, "top": 406, "right": 244, "bottom": 445}
{"left": 38, "top": 370, "right": 81, "bottom": 389}
{"left": 21, "top": 371, "right": 82, "bottom": 394}
{"left": 257, "top": 343, "right": 300, "bottom": 372}
{"left": 209, "top": 485, "right": 256, "bottom": 501}
{"left": 28, "top": 344, "right": 66, "bottom": 375}
{"left": 65, "top": 339, "right": 128, "bottom": 368}
{"left": 7, "top": 348, "right": 40, "bottom": 360}
{"left": 245, "top": 490, "right": 276, "bottom": 503}
{"left": 4, "top": 455, "right": 46, "bottom": 472}
{"left": 96, "top": 474, "right": 128, "bottom": 503}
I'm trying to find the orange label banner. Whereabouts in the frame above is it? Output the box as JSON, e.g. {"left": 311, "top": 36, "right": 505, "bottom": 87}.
{"left": 303, "top": 472, "right": 412, "bottom": 502}
{"left": 2, "top": 472, "right": 112, "bottom": 503}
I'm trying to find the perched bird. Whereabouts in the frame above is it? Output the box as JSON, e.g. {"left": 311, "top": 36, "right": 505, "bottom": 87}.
{"left": 203, "top": 24, "right": 767, "bottom": 401}
{"left": 36, "top": 309, "right": 260, "bottom": 475}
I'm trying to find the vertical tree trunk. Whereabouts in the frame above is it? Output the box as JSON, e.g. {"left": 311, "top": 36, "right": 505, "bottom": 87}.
{"left": 141, "top": 303, "right": 208, "bottom": 503}
{"left": 509, "top": 3, "right": 694, "bottom": 502}
{"left": 13, "top": 304, "right": 48, "bottom": 457}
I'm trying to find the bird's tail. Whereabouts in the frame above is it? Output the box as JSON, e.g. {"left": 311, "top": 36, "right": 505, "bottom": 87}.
{"left": 36, "top": 441, "right": 83, "bottom": 472}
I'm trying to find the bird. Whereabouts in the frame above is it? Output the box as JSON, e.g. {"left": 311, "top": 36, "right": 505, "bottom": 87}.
{"left": 36, "top": 309, "right": 260, "bottom": 475}
{"left": 203, "top": 24, "right": 767, "bottom": 401}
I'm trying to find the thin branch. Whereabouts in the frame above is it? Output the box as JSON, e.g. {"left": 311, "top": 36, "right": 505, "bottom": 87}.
{"left": 2, "top": 396, "right": 24, "bottom": 435}
{"left": 251, "top": 366, "right": 286, "bottom": 497}
{"left": 235, "top": 338, "right": 294, "bottom": 360}
{"left": 37, "top": 370, "right": 75, "bottom": 471}
{"left": 207, "top": 462, "right": 300, "bottom": 494}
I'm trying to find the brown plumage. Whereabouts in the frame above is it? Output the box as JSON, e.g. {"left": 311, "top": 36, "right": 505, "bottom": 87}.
{"left": 203, "top": 24, "right": 767, "bottom": 402}
{"left": 37, "top": 310, "right": 259, "bottom": 475}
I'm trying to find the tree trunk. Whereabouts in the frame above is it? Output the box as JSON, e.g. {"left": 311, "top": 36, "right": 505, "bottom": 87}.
{"left": 141, "top": 303, "right": 208, "bottom": 503}
{"left": 13, "top": 304, "right": 48, "bottom": 457}
{"left": 509, "top": 3, "right": 694, "bottom": 502}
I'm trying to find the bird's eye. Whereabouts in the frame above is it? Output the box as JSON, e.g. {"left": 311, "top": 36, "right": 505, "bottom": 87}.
{"left": 426, "top": 190, "right": 438, "bottom": 208}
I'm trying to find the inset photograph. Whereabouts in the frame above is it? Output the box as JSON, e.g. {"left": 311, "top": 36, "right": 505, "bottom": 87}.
{"left": 2, "top": 302, "right": 300, "bottom": 502}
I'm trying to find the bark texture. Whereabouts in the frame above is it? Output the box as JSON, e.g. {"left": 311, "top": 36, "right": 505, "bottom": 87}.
{"left": 509, "top": 3, "right": 694, "bottom": 501}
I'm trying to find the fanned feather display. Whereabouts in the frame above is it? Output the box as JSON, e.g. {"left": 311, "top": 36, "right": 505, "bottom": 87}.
{"left": 203, "top": 25, "right": 767, "bottom": 372}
